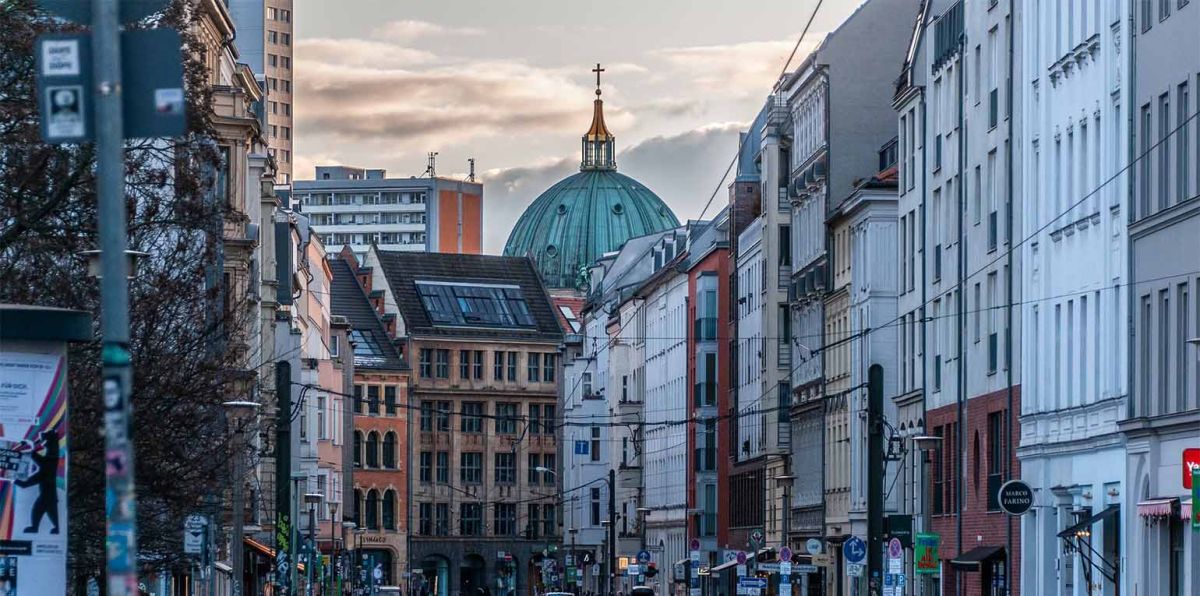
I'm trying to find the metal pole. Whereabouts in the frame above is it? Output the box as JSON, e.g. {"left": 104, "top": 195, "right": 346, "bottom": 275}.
{"left": 866, "top": 366, "right": 884, "bottom": 596}
{"left": 92, "top": 0, "right": 139, "bottom": 593}
{"left": 276, "top": 362, "right": 294, "bottom": 596}
{"left": 608, "top": 469, "right": 617, "bottom": 596}
{"left": 307, "top": 503, "right": 316, "bottom": 596}
{"left": 232, "top": 424, "right": 247, "bottom": 596}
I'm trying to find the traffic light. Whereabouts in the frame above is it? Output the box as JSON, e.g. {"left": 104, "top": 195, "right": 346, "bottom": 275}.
{"left": 644, "top": 563, "right": 658, "bottom": 578}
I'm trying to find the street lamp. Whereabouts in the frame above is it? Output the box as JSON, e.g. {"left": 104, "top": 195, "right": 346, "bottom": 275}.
{"left": 911, "top": 435, "right": 942, "bottom": 596}
{"left": 773, "top": 475, "right": 795, "bottom": 550}
{"left": 327, "top": 502, "right": 339, "bottom": 593}
{"left": 222, "top": 400, "right": 259, "bottom": 596}
{"left": 568, "top": 527, "right": 580, "bottom": 595}
{"left": 354, "top": 527, "right": 367, "bottom": 594}
{"left": 342, "top": 521, "right": 356, "bottom": 594}
{"left": 304, "top": 493, "right": 322, "bottom": 596}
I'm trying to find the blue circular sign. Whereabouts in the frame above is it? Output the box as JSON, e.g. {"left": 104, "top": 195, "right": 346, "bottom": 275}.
{"left": 637, "top": 550, "right": 651, "bottom": 564}
{"left": 843, "top": 537, "right": 867, "bottom": 564}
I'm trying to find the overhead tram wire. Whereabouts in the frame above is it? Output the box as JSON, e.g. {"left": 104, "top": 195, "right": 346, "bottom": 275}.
{"left": 696, "top": 0, "right": 825, "bottom": 221}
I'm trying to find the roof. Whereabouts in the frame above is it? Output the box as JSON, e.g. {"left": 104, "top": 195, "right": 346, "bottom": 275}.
{"left": 329, "top": 258, "right": 407, "bottom": 371}
{"left": 503, "top": 169, "right": 680, "bottom": 289}
{"left": 373, "top": 251, "right": 563, "bottom": 343}
{"left": 949, "top": 545, "right": 1005, "bottom": 570}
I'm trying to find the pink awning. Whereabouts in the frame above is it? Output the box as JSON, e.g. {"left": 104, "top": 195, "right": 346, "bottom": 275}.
{"left": 1136, "top": 498, "right": 1178, "bottom": 518}
{"left": 1182, "top": 499, "right": 1193, "bottom": 522}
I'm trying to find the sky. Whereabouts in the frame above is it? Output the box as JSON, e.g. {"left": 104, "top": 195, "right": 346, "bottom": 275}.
{"left": 294, "top": 0, "right": 866, "bottom": 253}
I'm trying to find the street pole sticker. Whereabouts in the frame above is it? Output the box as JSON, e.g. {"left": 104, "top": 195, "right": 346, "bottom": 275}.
{"left": 45, "top": 86, "right": 85, "bottom": 139}
{"left": 40, "top": 39, "right": 80, "bottom": 76}
{"left": 0, "top": 352, "right": 70, "bottom": 595}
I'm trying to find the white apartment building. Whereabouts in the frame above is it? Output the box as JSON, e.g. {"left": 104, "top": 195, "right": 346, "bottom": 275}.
{"left": 1017, "top": 1, "right": 1130, "bottom": 594}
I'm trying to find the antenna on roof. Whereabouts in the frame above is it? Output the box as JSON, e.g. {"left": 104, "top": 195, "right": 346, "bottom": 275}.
{"left": 424, "top": 152, "right": 438, "bottom": 178}
{"left": 467, "top": 158, "right": 476, "bottom": 182}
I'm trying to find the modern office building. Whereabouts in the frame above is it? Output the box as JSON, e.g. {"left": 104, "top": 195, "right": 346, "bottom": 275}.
{"left": 293, "top": 165, "right": 483, "bottom": 258}
{"left": 228, "top": 0, "right": 294, "bottom": 183}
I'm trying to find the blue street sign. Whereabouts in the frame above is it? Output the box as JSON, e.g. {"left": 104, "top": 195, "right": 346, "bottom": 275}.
{"left": 637, "top": 550, "right": 651, "bottom": 564}
{"left": 737, "top": 578, "right": 767, "bottom": 589}
{"left": 574, "top": 441, "right": 589, "bottom": 455}
{"left": 843, "top": 537, "right": 867, "bottom": 564}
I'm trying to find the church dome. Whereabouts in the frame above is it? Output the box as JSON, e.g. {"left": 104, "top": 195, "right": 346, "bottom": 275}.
{"left": 503, "top": 65, "right": 680, "bottom": 289}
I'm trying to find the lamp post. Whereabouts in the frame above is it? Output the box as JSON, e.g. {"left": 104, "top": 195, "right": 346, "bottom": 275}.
{"left": 600, "top": 520, "right": 612, "bottom": 596}
{"left": 353, "top": 527, "right": 366, "bottom": 595}
{"left": 222, "top": 400, "right": 259, "bottom": 596}
{"left": 342, "top": 521, "right": 357, "bottom": 596}
{"left": 304, "top": 493, "right": 323, "bottom": 596}
{"left": 911, "top": 435, "right": 942, "bottom": 596}
{"left": 327, "top": 502, "right": 339, "bottom": 593}
{"left": 568, "top": 527, "right": 579, "bottom": 595}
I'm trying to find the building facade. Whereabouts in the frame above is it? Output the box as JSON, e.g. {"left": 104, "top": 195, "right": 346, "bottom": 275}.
{"left": 228, "top": 0, "right": 294, "bottom": 183}
{"left": 294, "top": 165, "right": 483, "bottom": 258}
{"left": 1121, "top": 1, "right": 1200, "bottom": 593}
{"left": 1017, "top": 0, "right": 1130, "bottom": 594}
{"left": 363, "top": 249, "right": 563, "bottom": 596}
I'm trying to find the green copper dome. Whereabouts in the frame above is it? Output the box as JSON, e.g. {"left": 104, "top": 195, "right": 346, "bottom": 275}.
{"left": 503, "top": 66, "right": 680, "bottom": 288}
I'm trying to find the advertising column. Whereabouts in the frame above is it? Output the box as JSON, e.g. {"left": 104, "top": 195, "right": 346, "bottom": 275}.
{"left": 0, "top": 306, "right": 90, "bottom": 596}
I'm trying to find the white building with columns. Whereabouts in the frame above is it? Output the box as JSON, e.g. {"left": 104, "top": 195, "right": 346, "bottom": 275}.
{"left": 1016, "top": 0, "right": 1131, "bottom": 593}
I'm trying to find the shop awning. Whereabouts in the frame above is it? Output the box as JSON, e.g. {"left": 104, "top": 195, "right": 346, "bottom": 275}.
{"left": 1182, "top": 499, "right": 1193, "bottom": 522}
{"left": 1136, "top": 498, "right": 1178, "bottom": 518}
{"left": 1056, "top": 504, "right": 1120, "bottom": 538}
{"left": 949, "top": 546, "right": 1004, "bottom": 571}
{"left": 244, "top": 537, "right": 274, "bottom": 558}
{"left": 710, "top": 559, "right": 739, "bottom": 573}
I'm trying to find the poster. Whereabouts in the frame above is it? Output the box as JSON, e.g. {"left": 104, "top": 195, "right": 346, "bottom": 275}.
{"left": 913, "top": 533, "right": 939, "bottom": 576}
{"left": 0, "top": 352, "right": 69, "bottom": 596}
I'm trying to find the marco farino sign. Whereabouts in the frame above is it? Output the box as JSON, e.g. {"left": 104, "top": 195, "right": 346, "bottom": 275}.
{"left": 914, "top": 533, "right": 939, "bottom": 576}
{"left": 997, "top": 479, "right": 1034, "bottom": 516}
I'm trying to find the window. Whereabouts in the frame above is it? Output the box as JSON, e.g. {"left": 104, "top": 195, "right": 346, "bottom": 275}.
{"left": 528, "top": 352, "right": 541, "bottom": 382}
{"left": 459, "top": 350, "right": 471, "bottom": 380}
{"left": 590, "top": 487, "right": 602, "bottom": 525}
{"left": 1159, "top": 289, "right": 1170, "bottom": 414}
{"left": 1160, "top": 93, "right": 1171, "bottom": 210}
{"left": 778, "top": 225, "right": 791, "bottom": 266}
{"left": 365, "top": 490, "right": 379, "bottom": 529}
{"left": 496, "top": 403, "right": 519, "bottom": 434}
{"left": 384, "top": 386, "right": 397, "bottom": 415}
{"left": 436, "top": 451, "right": 449, "bottom": 484}
{"left": 420, "top": 452, "right": 432, "bottom": 483}
{"left": 461, "top": 402, "right": 483, "bottom": 432}
{"left": 281, "top": 32, "right": 291, "bottom": 46}
{"left": 317, "top": 394, "right": 327, "bottom": 439}
{"left": 434, "top": 503, "right": 449, "bottom": 536}
{"left": 435, "top": 349, "right": 450, "bottom": 378}
{"left": 987, "top": 411, "right": 1006, "bottom": 511}
{"left": 473, "top": 350, "right": 485, "bottom": 379}
{"left": 1160, "top": 0, "right": 1172, "bottom": 20}
{"left": 418, "top": 503, "right": 433, "bottom": 535}
{"left": 529, "top": 404, "right": 542, "bottom": 435}
{"left": 268, "top": 30, "right": 278, "bottom": 44}
{"left": 582, "top": 371, "right": 594, "bottom": 397}
{"left": 507, "top": 352, "right": 518, "bottom": 381}
{"left": 1179, "top": 82, "right": 1190, "bottom": 203}
{"left": 415, "top": 282, "right": 536, "bottom": 328}
{"left": 460, "top": 503, "right": 482, "bottom": 536}
{"left": 436, "top": 401, "right": 451, "bottom": 432}
{"left": 528, "top": 454, "right": 542, "bottom": 484}
{"left": 527, "top": 505, "right": 542, "bottom": 539}
{"left": 590, "top": 427, "right": 601, "bottom": 462}
{"left": 494, "top": 351, "right": 505, "bottom": 381}
{"left": 542, "top": 503, "right": 556, "bottom": 537}
{"left": 494, "top": 452, "right": 515, "bottom": 483}
{"left": 383, "top": 432, "right": 397, "bottom": 468}
{"left": 542, "top": 454, "right": 556, "bottom": 483}
{"left": 460, "top": 452, "right": 482, "bottom": 484}
{"left": 1178, "top": 283, "right": 1190, "bottom": 413}
{"left": 420, "top": 401, "right": 433, "bottom": 431}
{"left": 365, "top": 432, "right": 379, "bottom": 468}
{"left": 419, "top": 349, "right": 433, "bottom": 378}
{"left": 353, "top": 431, "right": 362, "bottom": 467}
{"left": 382, "top": 490, "right": 396, "bottom": 530}
{"left": 268, "top": 54, "right": 277, "bottom": 67}
{"left": 367, "top": 385, "right": 380, "bottom": 415}
{"left": 541, "top": 405, "right": 556, "bottom": 434}
{"left": 1141, "top": 103, "right": 1153, "bottom": 217}
{"left": 495, "top": 503, "right": 517, "bottom": 536}
{"left": 543, "top": 353, "right": 556, "bottom": 382}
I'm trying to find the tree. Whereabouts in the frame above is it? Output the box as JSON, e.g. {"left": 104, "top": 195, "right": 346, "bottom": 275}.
{"left": 0, "top": 0, "right": 257, "bottom": 588}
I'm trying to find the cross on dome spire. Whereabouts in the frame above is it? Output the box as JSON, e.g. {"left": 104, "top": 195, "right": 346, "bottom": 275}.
{"left": 592, "top": 63, "right": 605, "bottom": 96}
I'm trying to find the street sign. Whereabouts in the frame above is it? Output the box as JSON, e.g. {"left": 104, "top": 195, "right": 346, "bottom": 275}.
{"left": 183, "top": 514, "right": 207, "bottom": 555}
{"left": 690, "top": 538, "right": 701, "bottom": 551}
{"left": 35, "top": 34, "right": 92, "bottom": 144}
{"left": 736, "top": 564, "right": 747, "bottom": 577}
{"left": 543, "top": 559, "right": 556, "bottom": 572}
{"left": 811, "top": 554, "right": 833, "bottom": 567}
{"left": 805, "top": 539, "right": 822, "bottom": 556}
{"left": 749, "top": 528, "right": 765, "bottom": 549}
{"left": 1184, "top": 449, "right": 1200, "bottom": 488}
{"left": 779, "top": 561, "right": 792, "bottom": 575}
{"left": 757, "top": 563, "right": 780, "bottom": 573}
{"left": 997, "top": 479, "right": 1034, "bottom": 515}
{"left": 736, "top": 551, "right": 748, "bottom": 565}
{"left": 846, "top": 563, "right": 864, "bottom": 577}
{"left": 887, "top": 538, "right": 903, "bottom": 560}
{"left": 575, "top": 441, "right": 588, "bottom": 455}
{"left": 637, "top": 550, "right": 651, "bottom": 564}
{"left": 777, "top": 582, "right": 792, "bottom": 596}
{"left": 914, "top": 533, "right": 940, "bottom": 575}
{"left": 627, "top": 564, "right": 640, "bottom": 576}
{"left": 778, "top": 546, "right": 792, "bottom": 561}
{"left": 690, "top": 550, "right": 701, "bottom": 566}
{"left": 885, "top": 514, "right": 914, "bottom": 548}
{"left": 843, "top": 537, "right": 867, "bottom": 564}
{"left": 794, "top": 565, "right": 818, "bottom": 575}
{"left": 737, "top": 578, "right": 768, "bottom": 589}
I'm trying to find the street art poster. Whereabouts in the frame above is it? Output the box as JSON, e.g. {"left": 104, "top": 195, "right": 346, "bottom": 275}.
{"left": 0, "top": 352, "right": 68, "bottom": 596}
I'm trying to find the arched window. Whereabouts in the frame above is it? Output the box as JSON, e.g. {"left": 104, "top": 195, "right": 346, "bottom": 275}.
{"left": 383, "top": 489, "right": 397, "bottom": 530}
{"left": 353, "top": 431, "right": 363, "bottom": 468}
{"left": 366, "top": 432, "right": 380, "bottom": 468}
{"left": 365, "top": 489, "right": 379, "bottom": 530}
{"left": 353, "top": 488, "right": 363, "bottom": 527}
{"left": 383, "top": 432, "right": 397, "bottom": 468}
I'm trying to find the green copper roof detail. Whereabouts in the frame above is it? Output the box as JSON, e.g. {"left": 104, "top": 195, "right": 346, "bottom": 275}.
{"left": 503, "top": 169, "right": 680, "bottom": 289}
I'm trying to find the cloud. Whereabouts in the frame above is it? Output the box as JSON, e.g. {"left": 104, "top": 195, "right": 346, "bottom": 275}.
{"left": 369, "top": 20, "right": 485, "bottom": 41}
{"left": 296, "top": 38, "right": 436, "bottom": 68}
{"left": 478, "top": 122, "right": 746, "bottom": 253}
{"left": 653, "top": 36, "right": 824, "bottom": 95}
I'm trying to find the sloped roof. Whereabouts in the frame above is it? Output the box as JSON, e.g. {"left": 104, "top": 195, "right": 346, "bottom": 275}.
{"left": 374, "top": 251, "right": 564, "bottom": 343}
{"left": 329, "top": 258, "right": 407, "bottom": 371}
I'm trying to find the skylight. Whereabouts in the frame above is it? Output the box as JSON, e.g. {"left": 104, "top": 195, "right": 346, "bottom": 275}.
{"left": 416, "top": 281, "right": 536, "bottom": 328}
